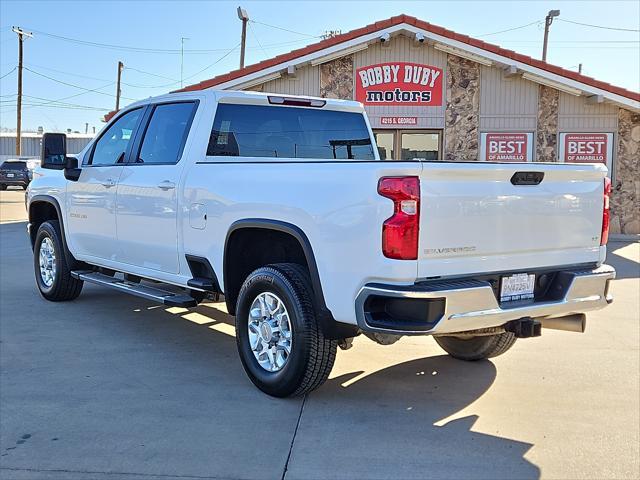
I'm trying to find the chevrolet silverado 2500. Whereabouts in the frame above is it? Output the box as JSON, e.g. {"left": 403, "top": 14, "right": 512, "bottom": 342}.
{"left": 27, "top": 90, "right": 615, "bottom": 397}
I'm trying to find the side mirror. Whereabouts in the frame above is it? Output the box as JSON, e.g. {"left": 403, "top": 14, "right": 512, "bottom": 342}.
{"left": 41, "top": 133, "right": 67, "bottom": 170}
{"left": 41, "top": 132, "right": 82, "bottom": 181}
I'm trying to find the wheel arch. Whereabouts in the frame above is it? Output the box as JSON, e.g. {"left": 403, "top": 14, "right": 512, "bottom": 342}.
{"left": 223, "top": 219, "right": 357, "bottom": 340}
{"left": 28, "top": 195, "right": 78, "bottom": 267}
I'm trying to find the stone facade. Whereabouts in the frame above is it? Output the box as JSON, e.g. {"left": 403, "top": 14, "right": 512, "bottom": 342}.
{"left": 319, "top": 55, "right": 353, "bottom": 99}
{"left": 611, "top": 108, "right": 640, "bottom": 234}
{"left": 535, "top": 85, "right": 559, "bottom": 161}
{"left": 444, "top": 55, "right": 480, "bottom": 161}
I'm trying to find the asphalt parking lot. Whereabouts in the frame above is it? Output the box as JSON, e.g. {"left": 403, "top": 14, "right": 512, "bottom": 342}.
{"left": 0, "top": 188, "right": 638, "bottom": 480}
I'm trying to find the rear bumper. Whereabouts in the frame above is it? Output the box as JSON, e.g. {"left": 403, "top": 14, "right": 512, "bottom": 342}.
{"left": 355, "top": 265, "right": 615, "bottom": 335}
{"left": 0, "top": 178, "right": 28, "bottom": 186}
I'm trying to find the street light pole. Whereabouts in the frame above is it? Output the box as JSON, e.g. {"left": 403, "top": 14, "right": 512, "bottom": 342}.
{"left": 542, "top": 9, "right": 560, "bottom": 62}
{"left": 237, "top": 6, "right": 249, "bottom": 69}
{"left": 115, "top": 61, "right": 124, "bottom": 111}
{"left": 12, "top": 26, "right": 33, "bottom": 156}
{"left": 180, "top": 36, "right": 189, "bottom": 88}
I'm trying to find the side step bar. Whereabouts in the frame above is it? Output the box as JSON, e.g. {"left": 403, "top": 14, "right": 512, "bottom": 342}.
{"left": 71, "top": 270, "right": 198, "bottom": 308}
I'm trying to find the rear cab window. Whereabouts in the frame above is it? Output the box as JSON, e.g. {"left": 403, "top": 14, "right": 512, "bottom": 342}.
{"left": 1, "top": 161, "right": 27, "bottom": 170}
{"left": 207, "top": 103, "right": 375, "bottom": 160}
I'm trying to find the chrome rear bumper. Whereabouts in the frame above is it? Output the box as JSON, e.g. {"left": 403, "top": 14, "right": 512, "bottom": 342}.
{"left": 355, "top": 265, "right": 615, "bottom": 335}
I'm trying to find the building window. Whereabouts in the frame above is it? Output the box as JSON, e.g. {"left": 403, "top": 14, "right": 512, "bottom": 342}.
{"left": 373, "top": 129, "right": 442, "bottom": 161}
{"left": 373, "top": 131, "right": 395, "bottom": 160}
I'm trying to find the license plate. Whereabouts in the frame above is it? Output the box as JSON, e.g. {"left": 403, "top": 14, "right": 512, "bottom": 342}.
{"left": 6, "top": 173, "right": 14, "bottom": 177}
{"left": 500, "top": 273, "right": 535, "bottom": 303}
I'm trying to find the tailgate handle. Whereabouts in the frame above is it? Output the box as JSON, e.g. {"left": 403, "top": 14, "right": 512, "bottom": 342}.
{"left": 511, "top": 171, "right": 544, "bottom": 185}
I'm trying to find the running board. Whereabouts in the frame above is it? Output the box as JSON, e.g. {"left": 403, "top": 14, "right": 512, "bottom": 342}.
{"left": 71, "top": 270, "right": 198, "bottom": 308}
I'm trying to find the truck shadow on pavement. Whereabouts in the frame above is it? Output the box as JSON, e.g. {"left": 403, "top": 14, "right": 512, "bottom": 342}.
{"left": 116, "top": 297, "right": 541, "bottom": 479}
{"left": 1, "top": 219, "right": 538, "bottom": 479}
{"left": 313, "top": 358, "right": 539, "bottom": 479}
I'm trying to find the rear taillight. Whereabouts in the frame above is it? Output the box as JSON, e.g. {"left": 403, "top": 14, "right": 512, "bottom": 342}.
{"left": 378, "top": 176, "right": 420, "bottom": 260}
{"left": 601, "top": 177, "right": 611, "bottom": 246}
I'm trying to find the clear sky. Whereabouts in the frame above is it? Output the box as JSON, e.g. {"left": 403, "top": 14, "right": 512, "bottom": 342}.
{"left": 1, "top": 0, "right": 638, "bottom": 132}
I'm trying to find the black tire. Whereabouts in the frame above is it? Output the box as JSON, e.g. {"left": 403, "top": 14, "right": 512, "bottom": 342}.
{"left": 34, "top": 220, "right": 83, "bottom": 301}
{"left": 235, "top": 263, "right": 337, "bottom": 397}
{"left": 434, "top": 332, "right": 517, "bottom": 361}
{"left": 0, "top": 184, "right": 6, "bottom": 191}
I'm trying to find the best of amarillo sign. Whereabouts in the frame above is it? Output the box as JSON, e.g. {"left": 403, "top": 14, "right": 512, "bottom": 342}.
{"left": 355, "top": 62, "right": 443, "bottom": 106}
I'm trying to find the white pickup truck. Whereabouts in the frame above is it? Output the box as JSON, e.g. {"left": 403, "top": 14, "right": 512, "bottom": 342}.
{"left": 28, "top": 90, "right": 615, "bottom": 397}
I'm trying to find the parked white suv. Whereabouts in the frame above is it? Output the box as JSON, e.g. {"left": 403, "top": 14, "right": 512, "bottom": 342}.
{"left": 27, "top": 90, "right": 615, "bottom": 397}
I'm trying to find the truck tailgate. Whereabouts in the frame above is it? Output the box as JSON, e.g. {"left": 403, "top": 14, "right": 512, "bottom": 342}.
{"left": 418, "top": 162, "right": 607, "bottom": 278}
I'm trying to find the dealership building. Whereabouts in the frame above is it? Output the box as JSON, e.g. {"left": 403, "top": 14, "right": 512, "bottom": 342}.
{"left": 116, "top": 15, "right": 640, "bottom": 233}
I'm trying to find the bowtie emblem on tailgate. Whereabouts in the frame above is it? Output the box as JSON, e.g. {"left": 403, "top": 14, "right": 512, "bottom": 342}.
{"left": 511, "top": 171, "right": 544, "bottom": 185}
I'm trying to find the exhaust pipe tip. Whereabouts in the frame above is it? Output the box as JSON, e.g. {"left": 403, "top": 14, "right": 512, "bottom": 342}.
{"left": 540, "top": 313, "right": 586, "bottom": 333}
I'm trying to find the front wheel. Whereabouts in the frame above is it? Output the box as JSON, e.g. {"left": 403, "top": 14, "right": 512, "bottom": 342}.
{"left": 434, "top": 332, "right": 517, "bottom": 361}
{"left": 34, "top": 220, "right": 83, "bottom": 301}
{"left": 0, "top": 184, "right": 6, "bottom": 191}
{"left": 235, "top": 263, "right": 337, "bottom": 397}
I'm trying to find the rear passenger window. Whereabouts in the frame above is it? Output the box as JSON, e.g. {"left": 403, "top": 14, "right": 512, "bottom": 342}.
{"left": 90, "top": 108, "right": 142, "bottom": 166}
{"left": 136, "top": 102, "right": 196, "bottom": 164}
{"left": 207, "top": 104, "right": 375, "bottom": 160}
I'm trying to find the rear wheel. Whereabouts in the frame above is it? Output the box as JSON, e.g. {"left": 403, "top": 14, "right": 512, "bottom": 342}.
{"left": 0, "top": 184, "right": 6, "bottom": 191}
{"left": 434, "top": 332, "right": 516, "bottom": 361}
{"left": 34, "top": 220, "right": 83, "bottom": 301}
{"left": 235, "top": 263, "right": 337, "bottom": 397}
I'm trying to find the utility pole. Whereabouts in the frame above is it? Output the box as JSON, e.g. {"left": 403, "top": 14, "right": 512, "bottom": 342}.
{"left": 115, "top": 61, "right": 124, "bottom": 111}
{"left": 12, "top": 26, "right": 33, "bottom": 156}
{"left": 542, "top": 9, "right": 560, "bottom": 62}
{"left": 237, "top": 6, "right": 249, "bottom": 69}
{"left": 180, "top": 37, "right": 189, "bottom": 88}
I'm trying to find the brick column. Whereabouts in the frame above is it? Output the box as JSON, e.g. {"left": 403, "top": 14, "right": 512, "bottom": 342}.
{"left": 320, "top": 55, "right": 353, "bottom": 99}
{"left": 444, "top": 55, "right": 480, "bottom": 161}
{"left": 535, "top": 85, "right": 559, "bottom": 161}
{"left": 611, "top": 108, "right": 640, "bottom": 234}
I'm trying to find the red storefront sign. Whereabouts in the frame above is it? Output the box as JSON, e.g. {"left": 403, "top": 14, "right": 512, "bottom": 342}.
{"left": 356, "top": 62, "right": 443, "bottom": 106}
{"left": 380, "top": 116, "right": 418, "bottom": 125}
{"left": 563, "top": 133, "right": 608, "bottom": 163}
{"left": 484, "top": 133, "right": 529, "bottom": 161}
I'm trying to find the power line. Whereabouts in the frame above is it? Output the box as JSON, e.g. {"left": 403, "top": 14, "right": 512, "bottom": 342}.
{"left": 0, "top": 67, "right": 16, "bottom": 80}
{"left": 32, "top": 81, "right": 114, "bottom": 105}
{"left": 179, "top": 43, "right": 241, "bottom": 84}
{"left": 249, "top": 19, "right": 321, "bottom": 39}
{"left": 1, "top": 102, "right": 108, "bottom": 111}
{"left": 478, "top": 20, "right": 543, "bottom": 37}
{"left": 25, "top": 62, "right": 112, "bottom": 82}
{"left": 24, "top": 67, "right": 138, "bottom": 101}
{"left": 124, "top": 66, "right": 178, "bottom": 81}
{"left": 558, "top": 18, "right": 640, "bottom": 33}
{"left": 248, "top": 21, "right": 269, "bottom": 58}
{"left": 28, "top": 28, "right": 234, "bottom": 54}
{"left": 22, "top": 94, "right": 108, "bottom": 109}
{"left": 0, "top": 98, "right": 108, "bottom": 110}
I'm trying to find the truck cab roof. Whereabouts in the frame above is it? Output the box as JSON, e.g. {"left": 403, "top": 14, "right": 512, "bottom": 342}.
{"left": 122, "top": 89, "right": 366, "bottom": 114}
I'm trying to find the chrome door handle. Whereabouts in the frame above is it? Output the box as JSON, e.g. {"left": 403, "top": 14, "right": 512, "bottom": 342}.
{"left": 157, "top": 180, "right": 176, "bottom": 190}
{"left": 100, "top": 178, "right": 116, "bottom": 188}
